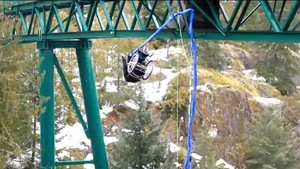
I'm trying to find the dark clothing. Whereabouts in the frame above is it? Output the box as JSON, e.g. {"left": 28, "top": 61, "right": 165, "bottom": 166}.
{"left": 122, "top": 56, "right": 140, "bottom": 83}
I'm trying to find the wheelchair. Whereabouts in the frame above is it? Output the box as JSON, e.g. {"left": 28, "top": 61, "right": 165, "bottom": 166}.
{"left": 126, "top": 47, "right": 154, "bottom": 81}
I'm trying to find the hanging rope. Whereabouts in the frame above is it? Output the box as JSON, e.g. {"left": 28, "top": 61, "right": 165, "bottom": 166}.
{"left": 133, "top": 8, "right": 198, "bottom": 169}
{"left": 176, "top": 9, "right": 193, "bottom": 169}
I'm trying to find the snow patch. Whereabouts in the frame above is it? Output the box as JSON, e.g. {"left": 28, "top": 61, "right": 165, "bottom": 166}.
{"left": 56, "top": 122, "right": 90, "bottom": 150}
{"left": 174, "top": 162, "right": 181, "bottom": 167}
{"left": 100, "top": 105, "right": 114, "bottom": 118}
{"left": 71, "top": 77, "right": 81, "bottom": 83}
{"left": 191, "top": 83, "right": 212, "bottom": 93}
{"left": 208, "top": 126, "right": 218, "bottom": 138}
{"left": 124, "top": 100, "right": 139, "bottom": 110}
{"left": 104, "top": 77, "right": 118, "bottom": 92}
{"left": 169, "top": 142, "right": 180, "bottom": 153}
{"left": 104, "top": 136, "right": 118, "bottom": 145}
{"left": 216, "top": 159, "right": 235, "bottom": 169}
{"left": 242, "top": 69, "right": 266, "bottom": 82}
{"left": 83, "top": 153, "right": 94, "bottom": 169}
{"left": 149, "top": 46, "right": 183, "bottom": 61}
{"left": 111, "top": 126, "right": 118, "bottom": 132}
{"left": 56, "top": 121, "right": 117, "bottom": 156}
{"left": 144, "top": 68, "right": 177, "bottom": 102}
{"left": 253, "top": 96, "right": 282, "bottom": 107}
{"left": 57, "top": 151, "right": 70, "bottom": 158}
{"left": 122, "top": 128, "right": 134, "bottom": 133}
{"left": 191, "top": 153, "right": 203, "bottom": 163}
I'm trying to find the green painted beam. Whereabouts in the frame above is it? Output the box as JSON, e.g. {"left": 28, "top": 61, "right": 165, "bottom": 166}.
{"left": 65, "top": 2, "right": 75, "bottom": 32}
{"left": 96, "top": 9, "right": 106, "bottom": 30}
{"left": 56, "top": 160, "right": 93, "bottom": 166}
{"left": 27, "top": 7, "right": 35, "bottom": 35}
{"left": 39, "top": 47, "right": 55, "bottom": 169}
{"left": 292, "top": 21, "right": 300, "bottom": 31}
{"left": 114, "top": 1, "right": 125, "bottom": 30}
{"left": 144, "top": 0, "right": 158, "bottom": 29}
{"left": 240, "top": 3, "right": 261, "bottom": 25}
{"left": 35, "top": 8, "right": 45, "bottom": 33}
{"left": 106, "top": 0, "right": 117, "bottom": 30}
{"left": 233, "top": 0, "right": 251, "bottom": 31}
{"left": 18, "top": 11, "right": 28, "bottom": 34}
{"left": 75, "top": 2, "right": 88, "bottom": 31}
{"left": 100, "top": 0, "right": 114, "bottom": 30}
{"left": 190, "top": 0, "right": 225, "bottom": 35}
{"left": 45, "top": 6, "right": 55, "bottom": 33}
{"left": 206, "top": 0, "right": 223, "bottom": 30}
{"left": 17, "top": 31, "right": 300, "bottom": 43}
{"left": 53, "top": 5, "right": 65, "bottom": 32}
{"left": 5, "top": 1, "right": 73, "bottom": 15}
{"left": 119, "top": 1, "right": 130, "bottom": 30}
{"left": 37, "top": 40, "right": 93, "bottom": 49}
{"left": 129, "top": 0, "right": 144, "bottom": 30}
{"left": 86, "top": 1, "right": 98, "bottom": 30}
{"left": 283, "top": 1, "right": 300, "bottom": 31}
{"left": 76, "top": 40, "right": 108, "bottom": 169}
{"left": 260, "top": 0, "right": 282, "bottom": 32}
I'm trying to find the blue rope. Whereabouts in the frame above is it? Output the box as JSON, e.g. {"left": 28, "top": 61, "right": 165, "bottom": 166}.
{"left": 132, "top": 8, "right": 198, "bottom": 169}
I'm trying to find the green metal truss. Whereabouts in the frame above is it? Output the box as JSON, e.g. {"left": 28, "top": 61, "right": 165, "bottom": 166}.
{"left": 1, "top": 0, "right": 300, "bottom": 43}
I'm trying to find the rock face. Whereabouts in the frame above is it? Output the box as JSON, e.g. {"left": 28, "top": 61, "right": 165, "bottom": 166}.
{"left": 193, "top": 86, "right": 253, "bottom": 166}
{"left": 103, "top": 105, "right": 134, "bottom": 134}
{"left": 156, "top": 42, "right": 288, "bottom": 166}
{"left": 220, "top": 43, "right": 262, "bottom": 70}
{"left": 103, "top": 102, "right": 161, "bottom": 134}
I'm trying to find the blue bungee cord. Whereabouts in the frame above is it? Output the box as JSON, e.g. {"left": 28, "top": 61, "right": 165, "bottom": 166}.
{"left": 132, "top": 8, "right": 198, "bottom": 169}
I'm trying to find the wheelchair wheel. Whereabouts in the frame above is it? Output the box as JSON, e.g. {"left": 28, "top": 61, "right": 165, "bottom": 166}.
{"left": 127, "top": 53, "right": 139, "bottom": 73}
{"left": 142, "top": 61, "right": 154, "bottom": 80}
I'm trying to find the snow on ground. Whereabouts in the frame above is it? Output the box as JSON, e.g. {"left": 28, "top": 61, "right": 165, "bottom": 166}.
{"left": 121, "top": 128, "right": 134, "bottom": 133}
{"left": 242, "top": 69, "right": 266, "bottom": 82}
{"left": 190, "top": 83, "right": 212, "bottom": 94}
{"left": 216, "top": 159, "right": 235, "bottom": 169}
{"left": 144, "top": 68, "right": 177, "bottom": 102}
{"left": 99, "top": 104, "right": 113, "bottom": 118}
{"left": 103, "top": 76, "right": 117, "bottom": 92}
{"left": 253, "top": 96, "right": 282, "bottom": 107}
{"left": 83, "top": 153, "right": 94, "bottom": 169}
{"left": 124, "top": 100, "right": 139, "bottom": 110}
{"left": 56, "top": 122, "right": 90, "bottom": 150}
{"left": 104, "top": 136, "right": 119, "bottom": 145}
{"left": 56, "top": 121, "right": 117, "bottom": 158}
{"left": 191, "top": 153, "right": 203, "bottom": 163}
{"left": 174, "top": 162, "right": 181, "bottom": 167}
{"left": 142, "top": 47, "right": 184, "bottom": 102}
{"left": 111, "top": 126, "right": 118, "bottom": 132}
{"left": 149, "top": 46, "right": 184, "bottom": 61}
{"left": 169, "top": 142, "right": 180, "bottom": 153}
{"left": 208, "top": 126, "right": 218, "bottom": 138}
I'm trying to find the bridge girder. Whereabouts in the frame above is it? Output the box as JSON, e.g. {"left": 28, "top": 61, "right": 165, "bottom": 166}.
{"left": 1, "top": 0, "right": 300, "bottom": 43}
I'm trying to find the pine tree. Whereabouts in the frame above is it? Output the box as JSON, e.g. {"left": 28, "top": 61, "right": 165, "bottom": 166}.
{"left": 194, "top": 122, "right": 217, "bottom": 169}
{"left": 197, "top": 40, "right": 225, "bottom": 71}
{"left": 257, "top": 43, "right": 300, "bottom": 95}
{"left": 0, "top": 43, "right": 39, "bottom": 168}
{"left": 108, "top": 87, "right": 174, "bottom": 169}
{"left": 245, "top": 107, "right": 296, "bottom": 169}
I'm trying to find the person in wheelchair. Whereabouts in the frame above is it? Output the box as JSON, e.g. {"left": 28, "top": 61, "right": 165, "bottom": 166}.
{"left": 122, "top": 46, "right": 154, "bottom": 83}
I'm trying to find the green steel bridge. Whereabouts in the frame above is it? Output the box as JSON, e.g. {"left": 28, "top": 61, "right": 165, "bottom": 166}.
{"left": 1, "top": 0, "right": 300, "bottom": 168}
